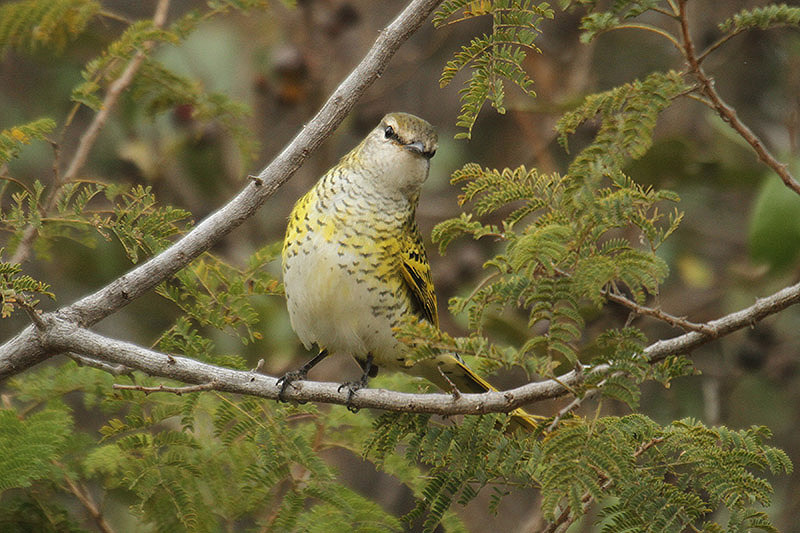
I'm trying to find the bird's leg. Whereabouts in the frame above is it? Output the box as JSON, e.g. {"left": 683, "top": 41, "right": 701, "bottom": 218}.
{"left": 338, "top": 354, "right": 375, "bottom": 413}
{"left": 277, "top": 348, "right": 329, "bottom": 402}
{"left": 437, "top": 365, "right": 462, "bottom": 400}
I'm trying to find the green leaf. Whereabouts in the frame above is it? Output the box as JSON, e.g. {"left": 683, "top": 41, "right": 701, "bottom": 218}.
{"left": 436, "top": 1, "right": 554, "bottom": 138}
{"left": 718, "top": 3, "right": 800, "bottom": 34}
{"left": 0, "top": 118, "right": 56, "bottom": 165}
{"left": 0, "top": 0, "right": 100, "bottom": 54}
{"left": 0, "top": 406, "right": 72, "bottom": 490}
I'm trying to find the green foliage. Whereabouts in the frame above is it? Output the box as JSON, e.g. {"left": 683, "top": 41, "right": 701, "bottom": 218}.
{"left": 431, "top": 164, "right": 679, "bottom": 375}
{"left": 108, "top": 185, "right": 193, "bottom": 262}
{"left": 70, "top": 20, "right": 177, "bottom": 110}
{"left": 718, "top": 3, "right": 800, "bottom": 34}
{"left": 0, "top": 404, "right": 72, "bottom": 490}
{"left": 1, "top": 179, "right": 192, "bottom": 261}
{"left": 72, "top": 19, "right": 257, "bottom": 160}
{"left": 434, "top": 0, "right": 554, "bottom": 138}
{"left": 131, "top": 60, "right": 259, "bottom": 160}
{"left": 2, "top": 364, "right": 401, "bottom": 532}
{"left": 557, "top": 70, "right": 689, "bottom": 177}
{"left": 0, "top": 253, "right": 54, "bottom": 318}
{"left": 367, "top": 413, "right": 531, "bottom": 532}
{"left": 535, "top": 415, "right": 791, "bottom": 531}
{"left": 156, "top": 243, "right": 283, "bottom": 347}
{"left": 364, "top": 412, "right": 790, "bottom": 533}
{"left": 561, "top": 0, "right": 668, "bottom": 43}
{"left": 0, "top": 0, "right": 100, "bottom": 54}
{"left": 0, "top": 118, "right": 56, "bottom": 164}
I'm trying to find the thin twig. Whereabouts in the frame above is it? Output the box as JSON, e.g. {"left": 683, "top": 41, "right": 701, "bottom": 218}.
{"left": 696, "top": 32, "right": 739, "bottom": 63}
{"left": 545, "top": 388, "right": 598, "bottom": 433}
{"left": 112, "top": 382, "right": 219, "bottom": 395}
{"left": 634, "top": 436, "right": 665, "bottom": 458}
{"left": 9, "top": 0, "right": 171, "bottom": 265}
{"left": 59, "top": 465, "right": 115, "bottom": 533}
{"left": 15, "top": 296, "right": 46, "bottom": 330}
{"left": 67, "top": 353, "right": 133, "bottom": 376}
{"left": 604, "top": 23, "right": 684, "bottom": 53}
{"left": 678, "top": 0, "right": 800, "bottom": 196}
{"left": 602, "top": 287, "right": 717, "bottom": 336}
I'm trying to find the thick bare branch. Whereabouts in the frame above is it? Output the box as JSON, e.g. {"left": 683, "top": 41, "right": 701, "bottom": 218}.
{"left": 0, "top": 0, "right": 444, "bottom": 380}
{"left": 25, "top": 279, "right": 800, "bottom": 417}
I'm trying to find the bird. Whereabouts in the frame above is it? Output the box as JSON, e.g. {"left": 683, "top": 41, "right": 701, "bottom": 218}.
{"left": 280, "top": 112, "right": 538, "bottom": 432}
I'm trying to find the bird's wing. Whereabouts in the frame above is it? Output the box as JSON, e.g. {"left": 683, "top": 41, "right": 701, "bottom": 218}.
{"left": 399, "top": 223, "right": 439, "bottom": 327}
{"left": 398, "top": 224, "right": 540, "bottom": 433}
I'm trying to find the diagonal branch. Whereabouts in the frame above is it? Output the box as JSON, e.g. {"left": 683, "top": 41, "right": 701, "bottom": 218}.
{"left": 0, "top": 0, "right": 444, "bottom": 381}
{"left": 678, "top": 0, "right": 800, "bottom": 196}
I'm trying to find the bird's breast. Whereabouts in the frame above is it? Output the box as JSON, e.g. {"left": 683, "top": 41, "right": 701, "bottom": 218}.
{"left": 283, "top": 199, "right": 411, "bottom": 366}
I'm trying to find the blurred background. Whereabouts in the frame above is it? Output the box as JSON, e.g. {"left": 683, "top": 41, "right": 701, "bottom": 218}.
{"left": 2, "top": 0, "right": 800, "bottom": 529}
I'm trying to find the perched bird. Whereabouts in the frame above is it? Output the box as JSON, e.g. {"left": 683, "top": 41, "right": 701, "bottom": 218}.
{"left": 281, "top": 112, "right": 537, "bottom": 431}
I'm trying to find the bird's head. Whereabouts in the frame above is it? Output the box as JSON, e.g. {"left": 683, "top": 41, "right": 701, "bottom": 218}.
{"left": 355, "top": 112, "right": 438, "bottom": 199}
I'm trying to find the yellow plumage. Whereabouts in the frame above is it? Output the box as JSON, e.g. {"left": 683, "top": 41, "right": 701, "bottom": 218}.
{"left": 281, "top": 112, "right": 537, "bottom": 432}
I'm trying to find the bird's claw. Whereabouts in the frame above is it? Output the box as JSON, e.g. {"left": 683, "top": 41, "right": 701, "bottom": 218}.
{"left": 276, "top": 370, "right": 308, "bottom": 403}
{"left": 337, "top": 380, "right": 365, "bottom": 413}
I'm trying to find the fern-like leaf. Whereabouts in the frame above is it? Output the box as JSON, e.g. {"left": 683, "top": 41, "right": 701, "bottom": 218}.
{"left": 558, "top": 70, "right": 689, "bottom": 178}
{"left": 718, "top": 3, "right": 800, "bottom": 34}
{"left": 0, "top": 118, "right": 56, "bottom": 164}
{"left": 0, "top": 0, "right": 100, "bottom": 54}
{"left": 435, "top": 0, "right": 554, "bottom": 138}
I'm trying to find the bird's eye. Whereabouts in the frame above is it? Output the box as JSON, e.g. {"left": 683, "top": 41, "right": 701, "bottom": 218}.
{"left": 384, "top": 125, "right": 395, "bottom": 139}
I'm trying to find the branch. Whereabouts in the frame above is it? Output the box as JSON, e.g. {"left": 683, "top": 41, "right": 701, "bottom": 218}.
{"left": 0, "top": 0, "right": 444, "bottom": 380}
{"left": 58, "top": 465, "right": 115, "bottom": 533}
{"left": 112, "top": 382, "right": 219, "bottom": 395}
{"left": 67, "top": 353, "right": 133, "bottom": 376}
{"left": 678, "top": 0, "right": 800, "bottom": 196}
{"left": 20, "top": 278, "right": 800, "bottom": 417}
{"left": 603, "top": 287, "right": 717, "bottom": 335}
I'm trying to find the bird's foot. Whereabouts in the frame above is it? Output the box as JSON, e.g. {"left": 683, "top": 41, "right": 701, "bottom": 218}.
{"left": 276, "top": 369, "right": 308, "bottom": 403}
{"left": 337, "top": 379, "right": 366, "bottom": 413}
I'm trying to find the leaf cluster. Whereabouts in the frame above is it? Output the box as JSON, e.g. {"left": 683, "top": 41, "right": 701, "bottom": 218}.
{"left": 0, "top": 253, "right": 54, "bottom": 318}
{"left": 1, "top": 179, "right": 192, "bottom": 262}
{"left": 434, "top": 0, "right": 554, "bottom": 138}
{"left": 2, "top": 363, "right": 402, "bottom": 532}
{"left": 431, "top": 162, "right": 680, "bottom": 381}
{"left": 365, "top": 411, "right": 790, "bottom": 532}
{"left": 0, "top": 0, "right": 100, "bottom": 54}
{"left": 557, "top": 70, "right": 689, "bottom": 177}
{"left": 156, "top": 243, "right": 283, "bottom": 348}
{"left": 0, "top": 119, "right": 56, "bottom": 165}
{"left": 717, "top": 3, "right": 800, "bottom": 34}
{"left": 537, "top": 415, "right": 791, "bottom": 532}
{"left": 366, "top": 412, "right": 530, "bottom": 531}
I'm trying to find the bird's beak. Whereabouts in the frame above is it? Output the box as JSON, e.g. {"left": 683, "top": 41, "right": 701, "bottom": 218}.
{"left": 404, "top": 141, "right": 435, "bottom": 159}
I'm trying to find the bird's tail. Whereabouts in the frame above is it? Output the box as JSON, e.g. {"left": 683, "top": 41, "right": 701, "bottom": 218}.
{"left": 411, "top": 353, "right": 541, "bottom": 433}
